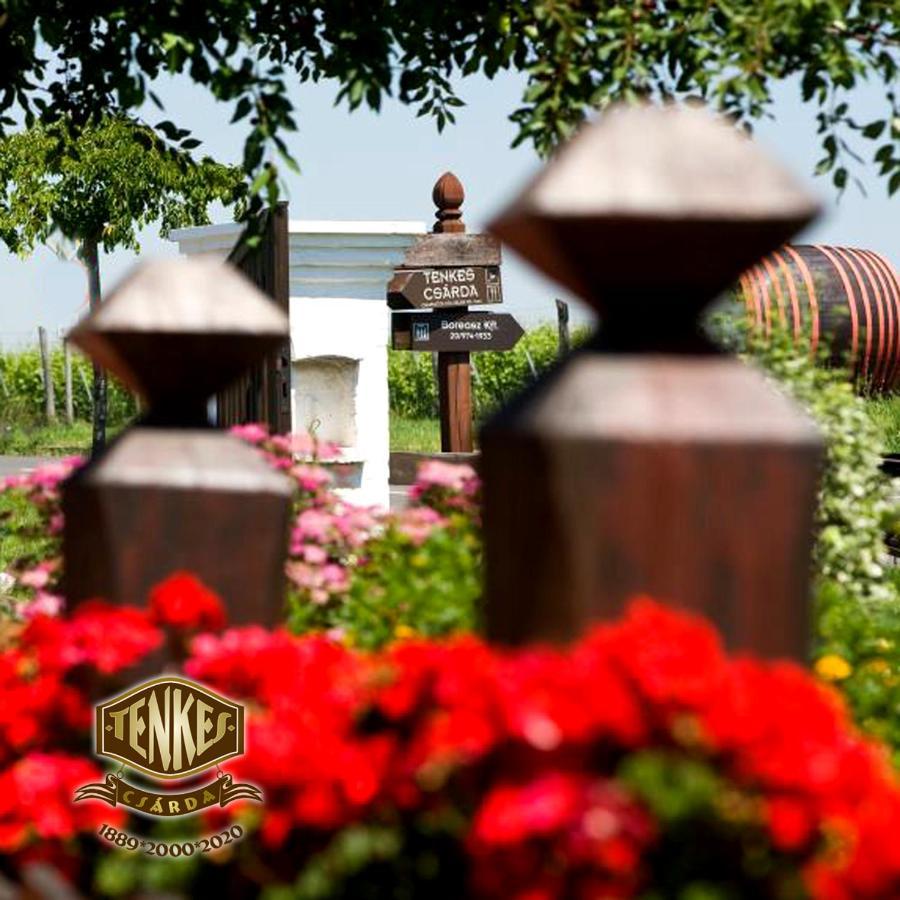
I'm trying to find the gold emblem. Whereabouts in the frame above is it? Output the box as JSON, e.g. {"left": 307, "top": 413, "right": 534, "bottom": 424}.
{"left": 75, "top": 676, "right": 261, "bottom": 818}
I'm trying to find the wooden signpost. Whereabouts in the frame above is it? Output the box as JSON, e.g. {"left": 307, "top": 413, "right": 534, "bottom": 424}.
{"left": 389, "top": 172, "right": 521, "bottom": 452}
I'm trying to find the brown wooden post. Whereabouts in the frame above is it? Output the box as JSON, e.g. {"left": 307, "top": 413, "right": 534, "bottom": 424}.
{"left": 481, "top": 104, "right": 824, "bottom": 659}
{"left": 433, "top": 173, "right": 473, "bottom": 452}
{"left": 62, "top": 257, "right": 292, "bottom": 625}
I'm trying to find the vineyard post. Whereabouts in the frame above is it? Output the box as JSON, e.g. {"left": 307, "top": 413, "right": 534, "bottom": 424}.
{"left": 64, "top": 338, "right": 74, "bottom": 425}
{"left": 556, "top": 299, "right": 570, "bottom": 359}
{"left": 38, "top": 326, "right": 56, "bottom": 423}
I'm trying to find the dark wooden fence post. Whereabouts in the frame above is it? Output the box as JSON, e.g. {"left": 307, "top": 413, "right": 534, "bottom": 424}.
{"left": 62, "top": 256, "right": 293, "bottom": 625}
{"left": 480, "top": 104, "right": 824, "bottom": 659}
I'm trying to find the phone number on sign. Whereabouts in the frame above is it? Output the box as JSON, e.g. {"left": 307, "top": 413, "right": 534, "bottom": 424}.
{"left": 97, "top": 823, "right": 244, "bottom": 856}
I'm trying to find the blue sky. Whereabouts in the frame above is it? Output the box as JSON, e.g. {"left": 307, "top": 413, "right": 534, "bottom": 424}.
{"left": 0, "top": 69, "right": 896, "bottom": 348}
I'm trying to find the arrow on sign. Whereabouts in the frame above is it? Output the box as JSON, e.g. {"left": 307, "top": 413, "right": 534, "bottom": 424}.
{"left": 388, "top": 265, "right": 503, "bottom": 309}
{"left": 392, "top": 311, "right": 524, "bottom": 353}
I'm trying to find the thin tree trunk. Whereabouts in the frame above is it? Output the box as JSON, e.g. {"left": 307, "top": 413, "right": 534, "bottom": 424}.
{"left": 81, "top": 238, "right": 106, "bottom": 456}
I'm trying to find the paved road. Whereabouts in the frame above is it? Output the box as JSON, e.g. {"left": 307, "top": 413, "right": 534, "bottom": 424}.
{"left": 0, "top": 456, "right": 49, "bottom": 479}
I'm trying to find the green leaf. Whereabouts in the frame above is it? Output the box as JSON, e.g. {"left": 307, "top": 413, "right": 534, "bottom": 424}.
{"left": 231, "top": 96, "right": 253, "bottom": 124}
{"left": 862, "top": 120, "right": 886, "bottom": 139}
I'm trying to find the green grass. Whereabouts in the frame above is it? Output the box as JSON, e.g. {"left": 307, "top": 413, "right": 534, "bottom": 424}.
{"left": 390, "top": 416, "right": 441, "bottom": 453}
{"left": 0, "top": 420, "right": 101, "bottom": 456}
{"left": 1, "top": 415, "right": 448, "bottom": 455}
{"left": 866, "top": 396, "right": 900, "bottom": 455}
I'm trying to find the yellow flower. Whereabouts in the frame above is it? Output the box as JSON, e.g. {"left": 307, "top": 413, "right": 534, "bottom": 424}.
{"left": 394, "top": 624, "right": 416, "bottom": 640}
{"left": 815, "top": 654, "right": 853, "bottom": 682}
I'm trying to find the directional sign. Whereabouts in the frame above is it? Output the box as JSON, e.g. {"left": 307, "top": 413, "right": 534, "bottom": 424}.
{"left": 388, "top": 265, "right": 503, "bottom": 310}
{"left": 392, "top": 311, "right": 524, "bottom": 353}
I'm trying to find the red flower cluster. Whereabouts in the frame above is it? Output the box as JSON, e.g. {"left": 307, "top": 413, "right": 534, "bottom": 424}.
{"left": 0, "top": 581, "right": 221, "bottom": 861}
{"left": 0, "top": 753, "right": 114, "bottom": 852}
{"left": 4, "top": 575, "right": 900, "bottom": 898}
{"left": 184, "top": 598, "right": 900, "bottom": 898}
{"left": 149, "top": 571, "right": 226, "bottom": 632}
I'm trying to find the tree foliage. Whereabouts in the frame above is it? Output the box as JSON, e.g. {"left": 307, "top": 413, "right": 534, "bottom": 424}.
{"left": 0, "top": 115, "right": 245, "bottom": 253}
{"left": 0, "top": 1, "right": 897, "bottom": 211}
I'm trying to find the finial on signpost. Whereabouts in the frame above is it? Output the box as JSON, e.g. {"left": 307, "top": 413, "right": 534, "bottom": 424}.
{"left": 433, "top": 172, "right": 466, "bottom": 234}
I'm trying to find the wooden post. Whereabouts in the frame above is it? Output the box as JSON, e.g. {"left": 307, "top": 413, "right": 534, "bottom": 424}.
{"left": 62, "top": 257, "right": 292, "bottom": 626}
{"left": 63, "top": 339, "right": 74, "bottom": 425}
{"left": 433, "top": 173, "right": 473, "bottom": 452}
{"left": 556, "top": 299, "right": 570, "bottom": 359}
{"left": 78, "top": 364, "right": 93, "bottom": 412}
{"left": 481, "top": 104, "right": 824, "bottom": 659}
{"left": 38, "top": 326, "right": 56, "bottom": 423}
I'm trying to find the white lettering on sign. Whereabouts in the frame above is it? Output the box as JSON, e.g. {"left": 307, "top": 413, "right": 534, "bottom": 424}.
{"left": 423, "top": 268, "right": 477, "bottom": 285}
{"left": 423, "top": 284, "right": 480, "bottom": 302}
{"left": 440, "top": 319, "right": 499, "bottom": 331}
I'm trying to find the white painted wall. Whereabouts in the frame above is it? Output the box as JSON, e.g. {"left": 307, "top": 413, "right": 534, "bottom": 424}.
{"left": 170, "top": 219, "right": 425, "bottom": 507}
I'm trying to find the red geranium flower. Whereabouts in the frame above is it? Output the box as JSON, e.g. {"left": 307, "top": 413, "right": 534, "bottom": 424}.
{"left": 149, "top": 572, "right": 227, "bottom": 633}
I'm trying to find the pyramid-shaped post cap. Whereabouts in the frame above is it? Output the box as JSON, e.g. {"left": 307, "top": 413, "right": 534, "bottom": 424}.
{"left": 490, "top": 103, "right": 820, "bottom": 312}
{"left": 68, "top": 256, "right": 289, "bottom": 406}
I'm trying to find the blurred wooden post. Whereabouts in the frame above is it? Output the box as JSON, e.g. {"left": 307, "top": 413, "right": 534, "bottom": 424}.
{"left": 556, "top": 299, "right": 570, "bottom": 359}
{"left": 38, "top": 326, "right": 56, "bottom": 423}
{"left": 433, "top": 174, "right": 473, "bottom": 452}
{"left": 63, "top": 339, "right": 74, "bottom": 425}
{"left": 62, "top": 257, "right": 292, "bottom": 625}
{"left": 481, "top": 105, "right": 824, "bottom": 659}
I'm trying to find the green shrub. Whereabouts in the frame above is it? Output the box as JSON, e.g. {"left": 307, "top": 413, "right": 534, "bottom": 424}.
{"left": 388, "top": 323, "right": 591, "bottom": 420}
{"left": 744, "top": 326, "right": 895, "bottom": 606}
{"left": 0, "top": 348, "right": 137, "bottom": 425}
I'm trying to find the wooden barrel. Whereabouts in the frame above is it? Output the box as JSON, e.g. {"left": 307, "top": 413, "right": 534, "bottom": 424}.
{"left": 738, "top": 245, "right": 900, "bottom": 392}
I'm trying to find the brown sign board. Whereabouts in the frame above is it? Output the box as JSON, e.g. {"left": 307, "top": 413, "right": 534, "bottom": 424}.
{"left": 388, "top": 265, "right": 503, "bottom": 309}
{"left": 392, "top": 311, "right": 524, "bottom": 353}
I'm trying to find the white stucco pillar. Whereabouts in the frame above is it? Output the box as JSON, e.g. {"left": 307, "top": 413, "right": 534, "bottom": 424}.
{"left": 170, "top": 219, "right": 425, "bottom": 508}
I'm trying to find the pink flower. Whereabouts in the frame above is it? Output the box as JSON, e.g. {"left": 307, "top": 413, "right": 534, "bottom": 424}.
{"left": 230, "top": 423, "right": 269, "bottom": 444}
{"left": 415, "top": 461, "right": 476, "bottom": 492}
{"left": 19, "top": 592, "right": 64, "bottom": 619}
{"left": 291, "top": 464, "right": 333, "bottom": 492}
{"left": 295, "top": 509, "right": 333, "bottom": 543}
{"left": 302, "top": 545, "right": 329, "bottom": 565}
{"left": 395, "top": 506, "right": 446, "bottom": 545}
{"left": 270, "top": 433, "right": 315, "bottom": 456}
{"left": 18, "top": 562, "right": 56, "bottom": 590}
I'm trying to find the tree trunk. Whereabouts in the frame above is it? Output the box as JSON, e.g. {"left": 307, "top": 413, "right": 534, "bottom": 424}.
{"left": 81, "top": 238, "right": 106, "bottom": 456}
